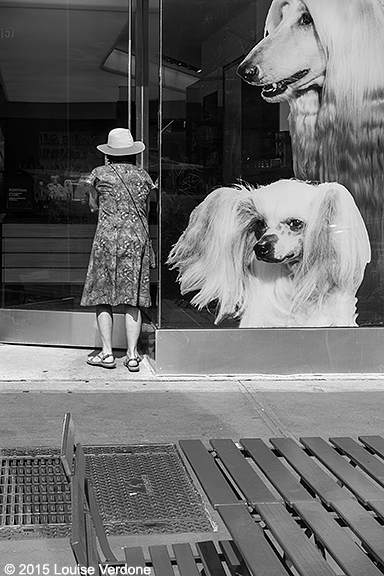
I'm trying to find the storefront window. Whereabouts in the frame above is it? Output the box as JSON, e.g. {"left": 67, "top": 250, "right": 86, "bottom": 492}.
{"left": 160, "top": 0, "right": 293, "bottom": 328}
{"left": 159, "top": 0, "right": 380, "bottom": 330}
{"left": 0, "top": 1, "right": 159, "bottom": 330}
{"left": 2, "top": 0, "right": 383, "bottom": 340}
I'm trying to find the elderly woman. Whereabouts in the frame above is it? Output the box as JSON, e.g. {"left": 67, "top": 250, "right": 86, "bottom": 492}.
{"left": 81, "top": 128, "right": 155, "bottom": 373}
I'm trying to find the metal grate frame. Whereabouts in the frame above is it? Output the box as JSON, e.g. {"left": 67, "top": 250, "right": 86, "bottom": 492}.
{"left": 0, "top": 444, "right": 213, "bottom": 539}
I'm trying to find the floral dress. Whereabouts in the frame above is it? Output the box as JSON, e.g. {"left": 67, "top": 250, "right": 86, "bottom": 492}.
{"left": 80, "top": 163, "right": 155, "bottom": 308}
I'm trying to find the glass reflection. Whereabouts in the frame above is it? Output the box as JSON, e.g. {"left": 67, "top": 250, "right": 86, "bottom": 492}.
{"left": 0, "top": 1, "right": 159, "bottom": 331}
{"left": 160, "top": 0, "right": 294, "bottom": 328}
{"left": 160, "top": 0, "right": 384, "bottom": 329}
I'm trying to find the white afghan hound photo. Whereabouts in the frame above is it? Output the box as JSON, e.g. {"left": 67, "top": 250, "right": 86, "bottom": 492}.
{"left": 237, "top": 0, "right": 384, "bottom": 320}
{"left": 167, "top": 180, "right": 370, "bottom": 327}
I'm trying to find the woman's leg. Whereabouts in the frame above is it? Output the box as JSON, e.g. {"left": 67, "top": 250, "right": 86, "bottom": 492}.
{"left": 124, "top": 304, "right": 141, "bottom": 360}
{"left": 96, "top": 304, "right": 114, "bottom": 358}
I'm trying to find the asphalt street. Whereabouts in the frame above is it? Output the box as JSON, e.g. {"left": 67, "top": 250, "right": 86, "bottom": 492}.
{"left": 1, "top": 343, "right": 384, "bottom": 568}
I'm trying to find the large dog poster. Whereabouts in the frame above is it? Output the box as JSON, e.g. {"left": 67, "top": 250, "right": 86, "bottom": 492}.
{"left": 161, "top": 0, "right": 383, "bottom": 329}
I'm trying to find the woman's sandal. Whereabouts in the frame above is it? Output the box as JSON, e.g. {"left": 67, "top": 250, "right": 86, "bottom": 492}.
{"left": 87, "top": 353, "right": 116, "bottom": 369}
{"left": 124, "top": 357, "right": 140, "bottom": 372}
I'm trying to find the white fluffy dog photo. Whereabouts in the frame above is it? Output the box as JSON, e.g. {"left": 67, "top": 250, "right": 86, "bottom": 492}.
{"left": 167, "top": 180, "right": 371, "bottom": 328}
{"left": 236, "top": 0, "right": 384, "bottom": 309}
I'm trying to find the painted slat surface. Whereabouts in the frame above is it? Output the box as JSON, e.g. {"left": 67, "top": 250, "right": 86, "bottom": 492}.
{"left": 294, "top": 500, "right": 383, "bottom": 576}
{"left": 330, "top": 499, "right": 384, "bottom": 565}
{"left": 240, "top": 438, "right": 313, "bottom": 504}
{"left": 180, "top": 436, "right": 384, "bottom": 576}
{"left": 196, "top": 541, "right": 228, "bottom": 576}
{"left": 301, "top": 437, "right": 384, "bottom": 503}
{"left": 359, "top": 436, "right": 384, "bottom": 460}
{"left": 148, "top": 545, "right": 174, "bottom": 576}
{"left": 270, "top": 437, "right": 348, "bottom": 504}
{"left": 217, "top": 504, "right": 290, "bottom": 576}
{"left": 123, "top": 547, "right": 147, "bottom": 570}
{"left": 179, "top": 439, "right": 241, "bottom": 507}
{"left": 210, "top": 439, "right": 278, "bottom": 505}
{"left": 172, "top": 544, "right": 201, "bottom": 576}
{"left": 330, "top": 436, "right": 384, "bottom": 486}
{"left": 256, "top": 502, "right": 336, "bottom": 576}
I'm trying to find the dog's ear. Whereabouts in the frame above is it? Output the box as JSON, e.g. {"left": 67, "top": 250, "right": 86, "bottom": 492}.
{"left": 167, "top": 185, "right": 257, "bottom": 323}
{"left": 292, "top": 182, "right": 371, "bottom": 310}
{"left": 264, "top": 0, "right": 281, "bottom": 34}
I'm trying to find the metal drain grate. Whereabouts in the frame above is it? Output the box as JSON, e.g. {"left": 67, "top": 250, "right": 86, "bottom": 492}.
{"left": 84, "top": 444, "right": 213, "bottom": 536}
{"left": 0, "top": 445, "right": 213, "bottom": 539}
{"left": 0, "top": 450, "right": 71, "bottom": 539}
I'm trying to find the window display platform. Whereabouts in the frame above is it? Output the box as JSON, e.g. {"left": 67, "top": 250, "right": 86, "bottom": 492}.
{"left": 1, "top": 308, "right": 384, "bottom": 376}
{"left": 0, "top": 309, "right": 155, "bottom": 362}
{"left": 155, "top": 327, "right": 384, "bottom": 376}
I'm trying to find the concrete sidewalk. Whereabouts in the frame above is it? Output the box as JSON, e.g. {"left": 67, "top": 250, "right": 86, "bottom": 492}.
{"left": 2, "top": 341, "right": 384, "bottom": 387}
{"left": 1, "top": 342, "right": 384, "bottom": 568}
{"left": 1, "top": 341, "right": 384, "bottom": 451}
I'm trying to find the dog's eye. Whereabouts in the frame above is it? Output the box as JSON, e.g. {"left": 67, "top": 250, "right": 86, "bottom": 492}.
{"left": 287, "top": 219, "right": 305, "bottom": 232}
{"left": 299, "top": 11, "right": 313, "bottom": 25}
{"left": 251, "top": 218, "right": 267, "bottom": 239}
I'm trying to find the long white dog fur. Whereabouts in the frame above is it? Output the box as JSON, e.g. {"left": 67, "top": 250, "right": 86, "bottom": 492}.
{"left": 167, "top": 180, "right": 371, "bottom": 327}
{"left": 237, "top": 0, "right": 384, "bottom": 288}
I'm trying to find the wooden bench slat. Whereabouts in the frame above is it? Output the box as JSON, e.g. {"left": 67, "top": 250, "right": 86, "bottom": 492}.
{"left": 329, "top": 437, "right": 384, "bottom": 488}
{"left": 171, "top": 543, "right": 200, "bottom": 576}
{"left": 74, "top": 443, "right": 86, "bottom": 497}
{"left": 179, "top": 440, "right": 241, "bottom": 507}
{"left": 294, "top": 500, "right": 383, "bottom": 576}
{"left": 300, "top": 437, "right": 384, "bottom": 504}
{"left": 270, "top": 437, "right": 350, "bottom": 505}
{"left": 123, "top": 547, "right": 147, "bottom": 571}
{"left": 72, "top": 442, "right": 118, "bottom": 564}
{"left": 330, "top": 499, "right": 384, "bottom": 565}
{"left": 86, "top": 478, "right": 118, "bottom": 563}
{"left": 240, "top": 438, "right": 313, "bottom": 504}
{"left": 60, "top": 412, "right": 75, "bottom": 480}
{"left": 148, "top": 545, "right": 174, "bottom": 576}
{"left": 256, "top": 502, "right": 336, "bottom": 576}
{"left": 196, "top": 541, "right": 227, "bottom": 576}
{"left": 70, "top": 473, "right": 88, "bottom": 568}
{"left": 217, "top": 504, "right": 289, "bottom": 576}
{"left": 219, "top": 540, "right": 251, "bottom": 576}
{"left": 359, "top": 436, "right": 384, "bottom": 461}
{"left": 210, "top": 439, "right": 279, "bottom": 505}
{"left": 368, "top": 500, "right": 384, "bottom": 521}
{"left": 85, "top": 513, "right": 100, "bottom": 571}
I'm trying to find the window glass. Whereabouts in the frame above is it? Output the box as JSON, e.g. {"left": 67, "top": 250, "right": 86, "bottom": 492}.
{"left": 160, "top": 0, "right": 379, "bottom": 329}
{"left": 0, "top": 1, "right": 159, "bottom": 327}
{"left": 160, "top": 0, "right": 294, "bottom": 328}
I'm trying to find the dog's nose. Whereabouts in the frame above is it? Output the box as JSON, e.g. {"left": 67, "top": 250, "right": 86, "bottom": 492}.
{"left": 237, "top": 61, "right": 260, "bottom": 83}
{"left": 254, "top": 235, "right": 278, "bottom": 260}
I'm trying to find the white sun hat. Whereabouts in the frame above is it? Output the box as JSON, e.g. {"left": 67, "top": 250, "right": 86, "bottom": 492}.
{"left": 97, "top": 128, "right": 145, "bottom": 156}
